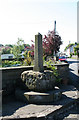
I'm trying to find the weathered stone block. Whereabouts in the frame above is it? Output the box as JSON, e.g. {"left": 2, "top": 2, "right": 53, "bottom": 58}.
{"left": 57, "top": 64, "right": 70, "bottom": 83}
{"left": 21, "top": 70, "right": 56, "bottom": 92}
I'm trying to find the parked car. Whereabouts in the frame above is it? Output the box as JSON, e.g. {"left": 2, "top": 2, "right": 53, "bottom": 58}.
{"left": 59, "top": 56, "right": 67, "bottom": 62}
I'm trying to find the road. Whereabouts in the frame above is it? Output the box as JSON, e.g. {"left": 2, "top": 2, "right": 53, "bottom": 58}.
{"left": 67, "top": 58, "right": 79, "bottom": 90}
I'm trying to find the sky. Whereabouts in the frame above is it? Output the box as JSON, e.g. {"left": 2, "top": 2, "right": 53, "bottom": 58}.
{"left": 0, "top": 0, "right": 78, "bottom": 52}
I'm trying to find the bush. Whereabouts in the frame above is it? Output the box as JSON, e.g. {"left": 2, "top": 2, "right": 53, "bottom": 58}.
{"left": 2, "top": 60, "right": 10, "bottom": 67}
{"left": 70, "top": 53, "right": 73, "bottom": 58}
{"left": 2, "top": 60, "right": 21, "bottom": 67}
{"left": 46, "top": 60, "right": 62, "bottom": 84}
{"left": 23, "top": 57, "right": 31, "bottom": 66}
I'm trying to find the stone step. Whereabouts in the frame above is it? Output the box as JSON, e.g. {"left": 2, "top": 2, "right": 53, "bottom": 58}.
{"left": 1, "top": 85, "right": 78, "bottom": 120}
{"left": 1, "top": 100, "right": 77, "bottom": 120}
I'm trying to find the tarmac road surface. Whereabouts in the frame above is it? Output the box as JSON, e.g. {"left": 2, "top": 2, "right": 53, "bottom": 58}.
{"left": 67, "top": 58, "right": 79, "bottom": 90}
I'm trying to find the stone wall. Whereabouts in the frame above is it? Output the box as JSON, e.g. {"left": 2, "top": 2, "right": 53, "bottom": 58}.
{"left": 0, "top": 63, "right": 69, "bottom": 96}
{"left": 56, "top": 63, "right": 69, "bottom": 84}
{"left": 1, "top": 66, "right": 33, "bottom": 96}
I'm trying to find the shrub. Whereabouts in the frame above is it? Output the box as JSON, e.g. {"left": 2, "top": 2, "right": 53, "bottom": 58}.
{"left": 2, "top": 60, "right": 21, "bottom": 67}
{"left": 46, "top": 60, "right": 62, "bottom": 84}
{"left": 23, "top": 57, "right": 31, "bottom": 66}
{"left": 70, "top": 53, "right": 73, "bottom": 58}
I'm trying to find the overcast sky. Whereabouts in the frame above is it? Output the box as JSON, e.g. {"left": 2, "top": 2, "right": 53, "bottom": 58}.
{"left": 0, "top": 0, "right": 78, "bottom": 52}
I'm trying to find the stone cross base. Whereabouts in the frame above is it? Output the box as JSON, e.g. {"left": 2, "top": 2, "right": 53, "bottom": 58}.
{"left": 21, "top": 70, "right": 56, "bottom": 92}
{"left": 24, "top": 89, "right": 62, "bottom": 104}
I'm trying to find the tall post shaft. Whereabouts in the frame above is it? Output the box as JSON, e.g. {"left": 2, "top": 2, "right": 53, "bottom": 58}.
{"left": 33, "top": 33, "right": 44, "bottom": 72}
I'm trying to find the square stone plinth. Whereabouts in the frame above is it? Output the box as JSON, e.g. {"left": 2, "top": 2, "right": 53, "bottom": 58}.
{"left": 24, "top": 89, "right": 62, "bottom": 104}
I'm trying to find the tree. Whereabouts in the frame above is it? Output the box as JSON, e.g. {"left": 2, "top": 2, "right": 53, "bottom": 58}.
{"left": 1, "top": 46, "right": 11, "bottom": 54}
{"left": 24, "top": 44, "right": 31, "bottom": 51}
{"left": 5, "top": 44, "right": 13, "bottom": 48}
{"left": 31, "top": 31, "right": 62, "bottom": 58}
{"left": 64, "top": 43, "right": 74, "bottom": 51}
{"left": 11, "top": 38, "right": 24, "bottom": 60}
{"left": 30, "top": 44, "right": 34, "bottom": 58}
{"left": 0, "top": 44, "right": 13, "bottom": 55}
{"left": 74, "top": 44, "right": 79, "bottom": 57}
{"left": 23, "top": 44, "right": 34, "bottom": 59}
{"left": 43, "top": 30, "right": 62, "bottom": 56}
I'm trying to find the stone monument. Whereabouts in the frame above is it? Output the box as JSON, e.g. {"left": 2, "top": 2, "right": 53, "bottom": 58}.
{"left": 33, "top": 33, "right": 44, "bottom": 72}
{"left": 21, "top": 33, "right": 62, "bottom": 104}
